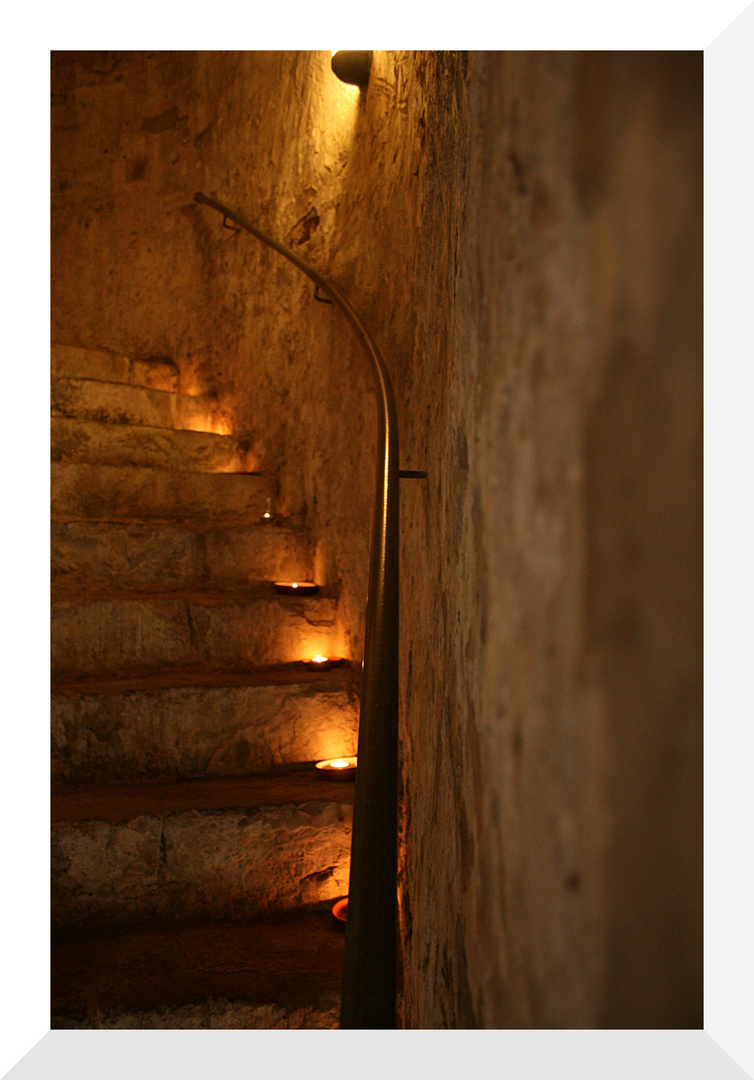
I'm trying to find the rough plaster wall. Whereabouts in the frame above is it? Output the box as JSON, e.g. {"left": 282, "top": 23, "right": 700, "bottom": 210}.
{"left": 398, "top": 52, "right": 702, "bottom": 1028}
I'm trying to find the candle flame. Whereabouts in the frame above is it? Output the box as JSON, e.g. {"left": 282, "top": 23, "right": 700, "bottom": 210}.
{"left": 329, "top": 758, "right": 351, "bottom": 769}
{"left": 312, "top": 654, "right": 328, "bottom": 663}
{"left": 291, "top": 582, "right": 298, "bottom": 588}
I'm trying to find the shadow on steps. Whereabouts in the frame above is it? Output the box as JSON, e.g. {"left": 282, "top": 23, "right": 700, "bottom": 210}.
{"left": 51, "top": 900, "right": 346, "bottom": 1028}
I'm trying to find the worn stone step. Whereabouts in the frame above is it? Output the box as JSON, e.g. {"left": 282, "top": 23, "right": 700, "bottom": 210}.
{"left": 53, "top": 995, "right": 341, "bottom": 1030}
{"left": 51, "top": 781, "right": 353, "bottom": 928}
{"left": 51, "top": 666, "right": 359, "bottom": 783}
{"left": 51, "top": 592, "right": 340, "bottom": 676}
{"left": 51, "top": 905, "right": 344, "bottom": 1025}
{"left": 51, "top": 418, "right": 263, "bottom": 473}
{"left": 51, "top": 462, "right": 275, "bottom": 525}
{"left": 51, "top": 521, "right": 314, "bottom": 595}
{"left": 51, "top": 377, "right": 228, "bottom": 433}
{"left": 52, "top": 343, "right": 180, "bottom": 392}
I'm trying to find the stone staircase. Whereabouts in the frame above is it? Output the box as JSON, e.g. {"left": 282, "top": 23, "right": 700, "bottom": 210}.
{"left": 50, "top": 344, "right": 358, "bottom": 1029}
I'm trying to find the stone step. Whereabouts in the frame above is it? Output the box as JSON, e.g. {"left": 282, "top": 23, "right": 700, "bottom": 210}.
{"left": 52, "top": 664, "right": 359, "bottom": 783}
{"left": 51, "top": 592, "right": 340, "bottom": 677}
{"left": 52, "top": 343, "right": 180, "bottom": 392}
{"left": 51, "top": 904, "right": 344, "bottom": 1026}
{"left": 51, "top": 520, "right": 315, "bottom": 595}
{"left": 53, "top": 996, "right": 341, "bottom": 1030}
{"left": 51, "top": 377, "right": 228, "bottom": 433}
{"left": 51, "top": 775, "right": 353, "bottom": 928}
{"left": 52, "top": 768, "right": 356, "bottom": 824}
{"left": 51, "top": 462, "right": 275, "bottom": 525}
{"left": 51, "top": 418, "right": 263, "bottom": 472}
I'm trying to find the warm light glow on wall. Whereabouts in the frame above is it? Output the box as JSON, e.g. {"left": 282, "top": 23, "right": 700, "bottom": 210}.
{"left": 342, "top": 85, "right": 360, "bottom": 104}
{"left": 301, "top": 622, "right": 349, "bottom": 667}
{"left": 181, "top": 417, "right": 233, "bottom": 436}
{"left": 176, "top": 370, "right": 237, "bottom": 437}
{"left": 321, "top": 51, "right": 361, "bottom": 137}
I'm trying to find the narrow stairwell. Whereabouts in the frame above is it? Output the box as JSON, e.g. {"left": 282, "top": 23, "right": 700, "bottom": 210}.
{"left": 51, "top": 344, "right": 359, "bottom": 1029}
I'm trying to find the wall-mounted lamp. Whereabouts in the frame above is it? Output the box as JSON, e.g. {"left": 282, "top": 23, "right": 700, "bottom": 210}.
{"left": 331, "top": 51, "right": 372, "bottom": 88}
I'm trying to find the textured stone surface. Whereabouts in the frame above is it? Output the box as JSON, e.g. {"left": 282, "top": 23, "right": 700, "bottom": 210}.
{"left": 52, "top": 50, "right": 702, "bottom": 1030}
{"left": 51, "top": 593, "right": 339, "bottom": 675}
{"left": 395, "top": 52, "right": 702, "bottom": 1029}
{"left": 51, "top": 904, "right": 345, "bottom": 1023}
{"left": 51, "top": 377, "right": 227, "bottom": 432}
{"left": 51, "top": 50, "right": 388, "bottom": 660}
{"left": 52, "top": 342, "right": 180, "bottom": 391}
{"left": 52, "top": 417, "right": 261, "bottom": 472}
{"left": 52, "top": 680, "right": 358, "bottom": 780}
{"left": 51, "top": 462, "right": 274, "bottom": 525}
{"left": 52, "top": 520, "right": 315, "bottom": 594}
{"left": 53, "top": 998, "right": 340, "bottom": 1029}
{"left": 52, "top": 800, "right": 352, "bottom": 927}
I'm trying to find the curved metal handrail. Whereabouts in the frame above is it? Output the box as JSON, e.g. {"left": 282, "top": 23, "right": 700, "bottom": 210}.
{"left": 194, "top": 193, "right": 399, "bottom": 1028}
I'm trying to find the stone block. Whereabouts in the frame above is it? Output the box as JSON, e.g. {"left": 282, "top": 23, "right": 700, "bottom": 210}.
{"left": 51, "top": 418, "right": 261, "bottom": 473}
{"left": 52, "top": 801, "right": 353, "bottom": 927}
{"left": 51, "top": 343, "right": 180, "bottom": 392}
{"left": 51, "top": 462, "right": 274, "bottom": 525}
{"left": 52, "top": 679, "right": 359, "bottom": 780}
{"left": 51, "top": 521, "right": 314, "bottom": 595}
{"left": 51, "top": 594, "right": 339, "bottom": 676}
{"left": 51, "top": 377, "right": 225, "bottom": 433}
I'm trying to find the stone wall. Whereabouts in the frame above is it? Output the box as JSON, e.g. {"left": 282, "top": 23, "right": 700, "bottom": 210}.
{"left": 51, "top": 50, "right": 702, "bottom": 1028}
{"left": 52, "top": 49, "right": 452, "bottom": 663}
{"left": 398, "top": 51, "right": 702, "bottom": 1028}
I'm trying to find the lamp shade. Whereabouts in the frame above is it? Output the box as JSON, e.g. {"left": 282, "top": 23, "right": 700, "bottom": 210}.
{"left": 331, "top": 51, "right": 372, "bottom": 88}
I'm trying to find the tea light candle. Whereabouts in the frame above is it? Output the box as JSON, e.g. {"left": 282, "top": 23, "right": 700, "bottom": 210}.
{"left": 303, "top": 655, "right": 345, "bottom": 670}
{"left": 315, "top": 756, "right": 357, "bottom": 779}
{"left": 332, "top": 897, "right": 348, "bottom": 923}
{"left": 273, "top": 581, "right": 319, "bottom": 596}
